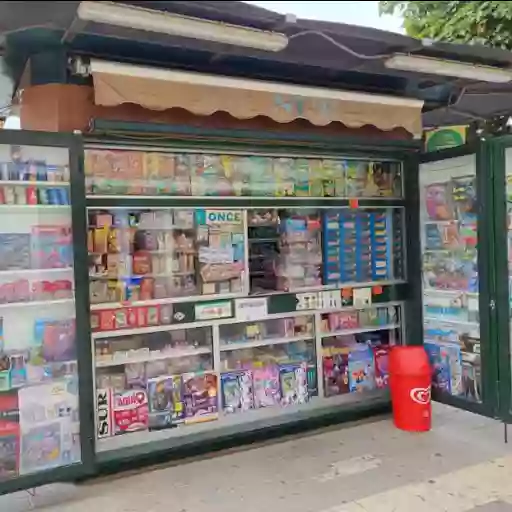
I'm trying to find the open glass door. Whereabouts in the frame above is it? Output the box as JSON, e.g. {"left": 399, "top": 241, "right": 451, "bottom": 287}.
{"left": 0, "top": 131, "right": 93, "bottom": 495}
{"left": 419, "top": 147, "right": 497, "bottom": 416}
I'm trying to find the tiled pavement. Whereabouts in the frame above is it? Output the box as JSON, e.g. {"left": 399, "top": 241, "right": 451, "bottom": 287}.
{"left": 2, "top": 403, "right": 512, "bottom": 512}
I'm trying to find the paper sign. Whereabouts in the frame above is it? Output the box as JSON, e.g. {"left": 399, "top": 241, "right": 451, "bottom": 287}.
{"left": 235, "top": 298, "right": 268, "bottom": 321}
{"left": 198, "top": 246, "right": 234, "bottom": 264}
{"left": 353, "top": 287, "right": 372, "bottom": 308}
{"left": 195, "top": 300, "right": 232, "bottom": 321}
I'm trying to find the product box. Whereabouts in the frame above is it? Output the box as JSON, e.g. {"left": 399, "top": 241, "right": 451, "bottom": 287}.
{"left": 373, "top": 346, "right": 391, "bottom": 389}
{"left": 112, "top": 389, "right": 149, "bottom": 435}
{"left": 253, "top": 365, "right": 281, "bottom": 408}
{"left": 323, "top": 348, "right": 350, "bottom": 397}
{"left": 147, "top": 375, "right": 184, "bottom": 429}
{"left": 182, "top": 372, "right": 218, "bottom": 423}
{"left": 348, "top": 346, "right": 376, "bottom": 392}
{"left": 221, "top": 370, "right": 254, "bottom": 413}
{"left": 424, "top": 341, "right": 451, "bottom": 393}
{"left": 0, "top": 391, "right": 19, "bottom": 480}
{"left": 279, "top": 363, "right": 309, "bottom": 406}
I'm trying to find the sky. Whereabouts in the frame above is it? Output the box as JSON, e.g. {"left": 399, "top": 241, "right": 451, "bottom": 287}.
{"left": 246, "top": 1, "right": 404, "bottom": 32}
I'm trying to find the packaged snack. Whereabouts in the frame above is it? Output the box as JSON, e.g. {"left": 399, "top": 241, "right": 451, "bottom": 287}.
{"left": 182, "top": 372, "right": 218, "bottom": 423}
{"left": 0, "top": 391, "right": 19, "bottom": 479}
{"left": 373, "top": 346, "right": 390, "bottom": 388}
{"left": 112, "top": 389, "right": 149, "bottom": 435}
{"left": 147, "top": 375, "right": 184, "bottom": 429}
{"left": 323, "top": 348, "right": 350, "bottom": 397}
{"left": 348, "top": 346, "right": 376, "bottom": 392}
{"left": 253, "top": 365, "right": 281, "bottom": 408}
{"left": 279, "top": 363, "right": 309, "bottom": 405}
{"left": 221, "top": 370, "right": 254, "bottom": 413}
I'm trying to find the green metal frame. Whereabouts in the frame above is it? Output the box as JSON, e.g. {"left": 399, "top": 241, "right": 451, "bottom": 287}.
{"left": 419, "top": 142, "right": 498, "bottom": 418}
{"left": 486, "top": 136, "right": 512, "bottom": 423}
{"left": 0, "top": 130, "right": 95, "bottom": 496}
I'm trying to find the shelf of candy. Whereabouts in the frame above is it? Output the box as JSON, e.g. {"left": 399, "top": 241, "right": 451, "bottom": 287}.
{"left": 322, "top": 330, "right": 393, "bottom": 398}
{"left": 424, "top": 323, "right": 481, "bottom": 402}
{"left": 275, "top": 211, "right": 322, "bottom": 291}
{"left": 422, "top": 176, "right": 478, "bottom": 292}
{"left": 323, "top": 209, "right": 393, "bottom": 285}
{"left": 247, "top": 209, "right": 279, "bottom": 293}
{"left": 88, "top": 209, "right": 198, "bottom": 305}
{"left": 0, "top": 316, "right": 80, "bottom": 479}
{"left": 220, "top": 339, "right": 317, "bottom": 412}
{"left": 195, "top": 209, "right": 245, "bottom": 295}
{"left": 94, "top": 327, "right": 213, "bottom": 367}
{"left": 95, "top": 326, "right": 218, "bottom": 435}
{"left": 84, "top": 147, "right": 402, "bottom": 199}
{"left": 219, "top": 315, "right": 315, "bottom": 350}
{"left": 320, "top": 307, "right": 400, "bottom": 337}
{"left": 0, "top": 145, "right": 70, "bottom": 206}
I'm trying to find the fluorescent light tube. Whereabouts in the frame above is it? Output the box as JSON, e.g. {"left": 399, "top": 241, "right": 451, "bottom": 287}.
{"left": 385, "top": 54, "right": 512, "bottom": 83}
{"left": 77, "top": 1, "right": 288, "bottom": 52}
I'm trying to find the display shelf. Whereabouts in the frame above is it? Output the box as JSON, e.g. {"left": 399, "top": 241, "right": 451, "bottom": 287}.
{"left": 96, "top": 346, "right": 212, "bottom": 368}
{"left": 219, "top": 334, "right": 314, "bottom": 352}
{"left": 0, "top": 267, "right": 73, "bottom": 275}
{"left": 0, "top": 298, "right": 74, "bottom": 309}
{"left": 424, "top": 317, "right": 479, "bottom": 327}
{"left": 0, "top": 180, "right": 70, "bottom": 187}
{"left": 92, "top": 323, "right": 201, "bottom": 340}
{"left": 95, "top": 389, "right": 389, "bottom": 453}
{"left": 320, "top": 323, "right": 400, "bottom": 338}
{"left": 0, "top": 205, "right": 69, "bottom": 210}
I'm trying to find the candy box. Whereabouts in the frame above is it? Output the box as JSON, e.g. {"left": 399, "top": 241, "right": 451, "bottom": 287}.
{"left": 112, "top": 389, "right": 149, "bottom": 435}
{"left": 424, "top": 341, "right": 450, "bottom": 393}
{"left": 253, "top": 365, "right": 281, "bottom": 408}
{"left": 279, "top": 363, "right": 309, "bottom": 406}
{"left": 221, "top": 370, "right": 253, "bottom": 413}
{"left": 348, "top": 346, "right": 376, "bottom": 392}
{"left": 323, "top": 347, "right": 350, "bottom": 397}
{"left": 373, "top": 346, "right": 391, "bottom": 389}
{"left": 182, "top": 372, "right": 218, "bottom": 423}
{"left": 147, "top": 375, "right": 184, "bottom": 429}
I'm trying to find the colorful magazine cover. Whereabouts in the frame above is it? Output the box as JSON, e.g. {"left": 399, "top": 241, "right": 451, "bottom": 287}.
{"left": 182, "top": 372, "right": 218, "bottom": 423}
{"left": 348, "top": 346, "right": 376, "bottom": 392}
{"left": 424, "top": 182, "right": 454, "bottom": 221}
{"left": 323, "top": 348, "right": 350, "bottom": 397}
{"left": 253, "top": 365, "right": 281, "bottom": 408}
{"left": 221, "top": 370, "right": 254, "bottom": 413}
{"left": 424, "top": 341, "right": 450, "bottom": 393}
{"left": 147, "top": 375, "right": 184, "bottom": 429}
{"left": 279, "top": 363, "right": 309, "bottom": 406}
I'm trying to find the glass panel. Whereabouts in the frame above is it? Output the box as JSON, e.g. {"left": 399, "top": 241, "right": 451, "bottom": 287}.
{"left": 248, "top": 208, "right": 404, "bottom": 294}
{"left": 88, "top": 208, "right": 247, "bottom": 307}
{"left": 84, "top": 148, "right": 402, "bottom": 199}
{"left": 219, "top": 316, "right": 317, "bottom": 408}
{"left": 95, "top": 327, "right": 215, "bottom": 432}
{"left": 0, "top": 143, "right": 81, "bottom": 482}
{"left": 419, "top": 155, "right": 482, "bottom": 402}
{"left": 320, "top": 306, "right": 400, "bottom": 397}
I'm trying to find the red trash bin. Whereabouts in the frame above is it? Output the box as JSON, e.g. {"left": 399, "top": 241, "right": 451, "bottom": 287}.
{"left": 389, "top": 346, "right": 432, "bottom": 432}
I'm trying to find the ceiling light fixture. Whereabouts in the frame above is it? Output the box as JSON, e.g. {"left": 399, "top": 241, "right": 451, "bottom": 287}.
{"left": 77, "top": 1, "right": 289, "bottom": 52}
{"left": 385, "top": 54, "right": 512, "bottom": 83}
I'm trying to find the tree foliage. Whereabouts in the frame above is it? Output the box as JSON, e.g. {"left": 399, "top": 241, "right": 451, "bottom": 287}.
{"left": 379, "top": 1, "right": 512, "bottom": 49}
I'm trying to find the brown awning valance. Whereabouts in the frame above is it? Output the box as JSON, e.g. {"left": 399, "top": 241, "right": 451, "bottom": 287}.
{"left": 90, "top": 59, "right": 424, "bottom": 137}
